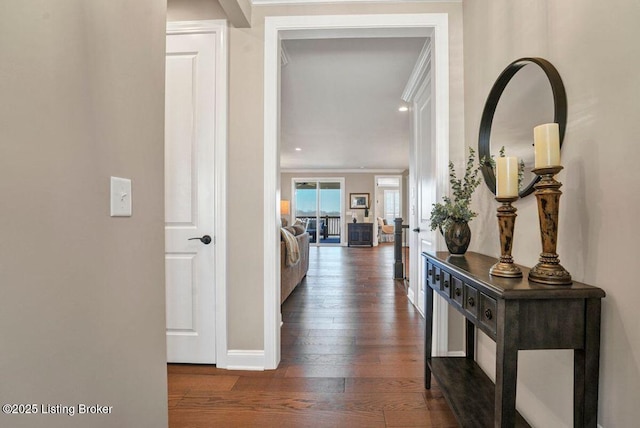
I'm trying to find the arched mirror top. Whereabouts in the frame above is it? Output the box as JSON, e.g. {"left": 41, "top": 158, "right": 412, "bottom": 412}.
{"left": 478, "top": 57, "right": 567, "bottom": 198}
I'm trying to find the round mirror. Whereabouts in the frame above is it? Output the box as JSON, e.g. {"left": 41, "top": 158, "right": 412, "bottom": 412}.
{"left": 478, "top": 57, "right": 567, "bottom": 197}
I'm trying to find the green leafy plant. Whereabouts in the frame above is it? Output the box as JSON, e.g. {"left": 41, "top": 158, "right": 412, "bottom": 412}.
{"left": 429, "top": 147, "right": 482, "bottom": 234}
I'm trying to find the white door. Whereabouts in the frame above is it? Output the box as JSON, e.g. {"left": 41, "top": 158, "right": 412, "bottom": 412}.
{"left": 165, "top": 28, "right": 218, "bottom": 363}
{"left": 409, "top": 71, "right": 448, "bottom": 356}
{"left": 411, "top": 81, "right": 437, "bottom": 315}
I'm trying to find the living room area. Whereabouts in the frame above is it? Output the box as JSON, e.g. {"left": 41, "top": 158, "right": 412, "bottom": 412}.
{"left": 279, "top": 173, "right": 409, "bottom": 305}
{"left": 280, "top": 173, "right": 407, "bottom": 248}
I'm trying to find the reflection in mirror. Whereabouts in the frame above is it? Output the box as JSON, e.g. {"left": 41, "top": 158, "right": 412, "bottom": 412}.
{"left": 478, "top": 57, "right": 567, "bottom": 198}
{"left": 490, "top": 64, "right": 554, "bottom": 190}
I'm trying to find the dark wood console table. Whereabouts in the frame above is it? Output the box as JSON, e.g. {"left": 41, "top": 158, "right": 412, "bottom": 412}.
{"left": 422, "top": 251, "right": 605, "bottom": 428}
{"left": 347, "top": 222, "right": 373, "bottom": 247}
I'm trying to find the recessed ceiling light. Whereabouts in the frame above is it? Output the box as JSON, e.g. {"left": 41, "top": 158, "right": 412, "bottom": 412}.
{"left": 398, "top": 106, "right": 409, "bottom": 112}
{"left": 295, "top": 147, "right": 302, "bottom": 151}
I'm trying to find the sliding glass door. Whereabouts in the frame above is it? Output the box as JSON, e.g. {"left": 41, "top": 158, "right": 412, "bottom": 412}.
{"left": 293, "top": 179, "right": 343, "bottom": 245}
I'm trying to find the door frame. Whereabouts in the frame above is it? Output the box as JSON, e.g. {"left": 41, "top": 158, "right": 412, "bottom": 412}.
{"left": 264, "top": 13, "right": 450, "bottom": 369}
{"left": 373, "top": 175, "right": 404, "bottom": 247}
{"left": 166, "top": 20, "right": 228, "bottom": 367}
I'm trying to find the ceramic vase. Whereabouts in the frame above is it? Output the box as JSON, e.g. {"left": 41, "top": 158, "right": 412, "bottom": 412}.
{"left": 444, "top": 221, "right": 471, "bottom": 255}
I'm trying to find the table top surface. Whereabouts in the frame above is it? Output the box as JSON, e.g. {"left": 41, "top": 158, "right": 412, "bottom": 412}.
{"left": 424, "top": 251, "right": 605, "bottom": 300}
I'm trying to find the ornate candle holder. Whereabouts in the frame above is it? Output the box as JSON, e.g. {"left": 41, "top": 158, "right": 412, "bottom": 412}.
{"left": 490, "top": 196, "right": 522, "bottom": 278}
{"left": 529, "top": 166, "right": 572, "bottom": 285}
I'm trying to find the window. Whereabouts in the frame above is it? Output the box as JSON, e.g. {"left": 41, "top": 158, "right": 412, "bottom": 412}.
{"left": 384, "top": 189, "right": 400, "bottom": 223}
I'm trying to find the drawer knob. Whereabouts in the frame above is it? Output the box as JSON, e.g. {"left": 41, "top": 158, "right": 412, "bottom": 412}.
{"left": 467, "top": 297, "right": 475, "bottom": 307}
{"left": 443, "top": 280, "right": 449, "bottom": 288}
{"left": 435, "top": 274, "right": 440, "bottom": 281}
{"left": 485, "top": 309, "right": 493, "bottom": 320}
{"left": 455, "top": 288, "right": 461, "bottom": 297}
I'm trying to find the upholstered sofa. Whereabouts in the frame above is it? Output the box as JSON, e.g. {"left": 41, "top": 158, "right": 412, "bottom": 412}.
{"left": 281, "top": 229, "right": 310, "bottom": 304}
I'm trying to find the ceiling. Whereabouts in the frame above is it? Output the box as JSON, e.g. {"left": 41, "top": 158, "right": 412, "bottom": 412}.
{"left": 280, "top": 37, "right": 427, "bottom": 171}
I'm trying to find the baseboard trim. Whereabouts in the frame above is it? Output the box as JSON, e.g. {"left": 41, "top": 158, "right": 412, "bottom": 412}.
{"left": 447, "top": 351, "right": 466, "bottom": 357}
{"left": 226, "top": 350, "right": 265, "bottom": 371}
{"left": 407, "top": 288, "right": 415, "bottom": 304}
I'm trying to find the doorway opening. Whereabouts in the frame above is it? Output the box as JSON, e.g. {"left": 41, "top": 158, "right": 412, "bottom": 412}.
{"left": 264, "top": 14, "right": 450, "bottom": 369}
{"left": 374, "top": 175, "right": 403, "bottom": 246}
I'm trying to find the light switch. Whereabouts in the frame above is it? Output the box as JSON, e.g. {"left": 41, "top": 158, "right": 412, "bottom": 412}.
{"left": 110, "top": 177, "right": 132, "bottom": 217}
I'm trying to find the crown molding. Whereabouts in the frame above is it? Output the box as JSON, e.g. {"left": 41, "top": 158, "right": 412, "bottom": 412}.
{"left": 402, "top": 38, "right": 432, "bottom": 102}
{"left": 281, "top": 168, "right": 406, "bottom": 174}
{"left": 254, "top": 0, "right": 459, "bottom": 5}
{"left": 281, "top": 43, "right": 290, "bottom": 67}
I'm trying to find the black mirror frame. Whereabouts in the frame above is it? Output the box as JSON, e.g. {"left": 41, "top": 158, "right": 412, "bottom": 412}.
{"left": 478, "top": 57, "right": 567, "bottom": 198}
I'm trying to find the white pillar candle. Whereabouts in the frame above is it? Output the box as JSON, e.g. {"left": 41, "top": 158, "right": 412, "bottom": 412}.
{"left": 496, "top": 156, "right": 519, "bottom": 197}
{"left": 534, "top": 123, "right": 561, "bottom": 168}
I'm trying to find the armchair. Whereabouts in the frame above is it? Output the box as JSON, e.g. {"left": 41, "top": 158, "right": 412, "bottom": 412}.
{"left": 377, "top": 217, "right": 394, "bottom": 242}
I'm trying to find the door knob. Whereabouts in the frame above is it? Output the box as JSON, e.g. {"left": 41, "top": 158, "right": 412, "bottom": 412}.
{"left": 189, "top": 235, "right": 212, "bottom": 245}
{"left": 412, "top": 227, "right": 420, "bottom": 232}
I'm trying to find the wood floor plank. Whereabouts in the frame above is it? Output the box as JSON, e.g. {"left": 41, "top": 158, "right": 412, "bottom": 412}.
{"left": 284, "top": 362, "right": 424, "bottom": 378}
{"left": 280, "top": 353, "right": 381, "bottom": 365}
{"left": 168, "top": 245, "right": 456, "bottom": 427}
{"left": 168, "top": 373, "right": 239, "bottom": 395}
{"left": 283, "top": 344, "right": 420, "bottom": 356}
{"left": 168, "top": 364, "right": 289, "bottom": 378}
{"left": 379, "top": 352, "right": 424, "bottom": 363}
{"left": 168, "top": 394, "right": 183, "bottom": 410}
{"left": 345, "top": 378, "right": 429, "bottom": 393}
{"left": 423, "top": 390, "right": 454, "bottom": 411}
{"left": 384, "top": 409, "right": 459, "bottom": 427}
{"left": 177, "top": 391, "right": 428, "bottom": 412}
{"left": 356, "top": 337, "right": 425, "bottom": 346}
{"left": 293, "top": 336, "right": 356, "bottom": 346}
{"left": 307, "top": 328, "right": 425, "bottom": 338}
{"left": 170, "top": 408, "right": 387, "bottom": 428}
{"left": 306, "top": 328, "right": 363, "bottom": 337}
{"left": 231, "top": 377, "right": 345, "bottom": 393}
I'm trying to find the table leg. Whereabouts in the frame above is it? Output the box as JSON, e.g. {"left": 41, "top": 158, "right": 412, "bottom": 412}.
{"left": 466, "top": 319, "right": 475, "bottom": 360}
{"left": 425, "top": 285, "right": 434, "bottom": 389}
{"left": 495, "top": 300, "right": 519, "bottom": 428}
{"left": 574, "top": 298, "right": 601, "bottom": 428}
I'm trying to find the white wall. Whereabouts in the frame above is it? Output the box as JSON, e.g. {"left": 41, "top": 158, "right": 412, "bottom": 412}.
{"left": 463, "top": 1, "right": 640, "bottom": 426}
{"left": 168, "top": 0, "right": 227, "bottom": 20}
{"left": 0, "top": 1, "right": 168, "bottom": 427}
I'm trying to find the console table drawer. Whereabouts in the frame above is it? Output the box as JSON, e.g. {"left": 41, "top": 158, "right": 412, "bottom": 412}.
{"left": 464, "top": 284, "right": 479, "bottom": 319}
{"left": 441, "top": 271, "right": 452, "bottom": 295}
{"left": 451, "top": 276, "right": 464, "bottom": 307}
{"left": 432, "top": 265, "right": 442, "bottom": 289}
{"left": 479, "top": 293, "right": 497, "bottom": 335}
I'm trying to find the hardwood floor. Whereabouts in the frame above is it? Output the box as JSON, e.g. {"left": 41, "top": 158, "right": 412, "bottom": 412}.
{"left": 168, "top": 244, "right": 457, "bottom": 427}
